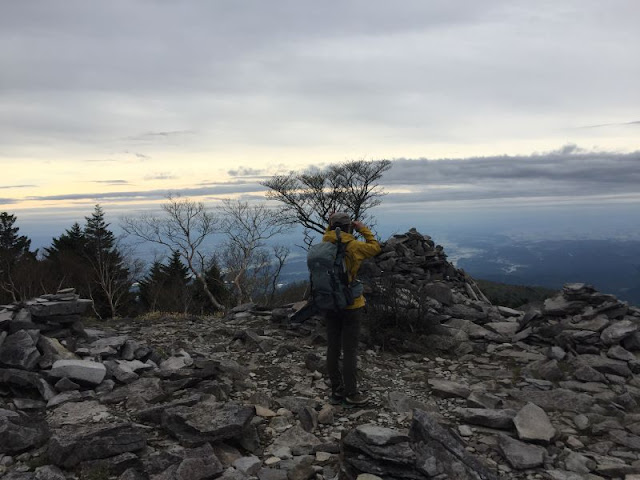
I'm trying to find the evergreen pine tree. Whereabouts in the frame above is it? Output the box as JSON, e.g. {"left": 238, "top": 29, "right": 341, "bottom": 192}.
{"left": 137, "top": 261, "right": 167, "bottom": 312}
{"left": 0, "top": 212, "right": 32, "bottom": 256}
{"left": 192, "top": 258, "right": 229, "bottom": 313}
{"left": 82, "top": 205, "right": 132, "bottom": 318}
{"left": 43, "top": 222, "right": 88, "bottom": 293}
{"left": 0, "top": 212, "right": 36, "bottom": 302}
{"left": 160, "top": 251, "right": 192, "bottom": 312}
{"left": 45, "top": 222, "right": 85, "bottom": 260}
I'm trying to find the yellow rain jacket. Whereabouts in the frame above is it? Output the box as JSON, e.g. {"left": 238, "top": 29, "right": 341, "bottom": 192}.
{"left": 322, "top": 226, "right": 381, "bottom": 309}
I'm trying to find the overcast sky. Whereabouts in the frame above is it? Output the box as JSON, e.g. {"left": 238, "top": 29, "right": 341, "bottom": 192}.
{"left": 1, "top": 0, "right": 639, "bottom": 222}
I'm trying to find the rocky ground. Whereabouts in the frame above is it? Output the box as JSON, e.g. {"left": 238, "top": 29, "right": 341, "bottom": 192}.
{"left": 2, "top": 229, "right": 640, "bottom": 480}
{"left": 1, "top": 283, "right": 640, "bottom": 480}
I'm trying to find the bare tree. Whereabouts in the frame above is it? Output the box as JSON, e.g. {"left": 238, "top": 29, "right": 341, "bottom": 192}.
{"left": 218, "top": 199, "right": 289, "bottom": 305}
{"left": 262, "top": 159, "right": 391, "bottom": 245}
{"left": 85, "top": 239, "right": 143, "bottom": 319}
{"left": 121, "top": 195, "right": 226, "bottom": 310}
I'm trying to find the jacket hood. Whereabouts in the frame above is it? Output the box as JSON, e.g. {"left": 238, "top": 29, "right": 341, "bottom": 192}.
{"left": 322, "top": 229, "right": 355, "bottom": 244}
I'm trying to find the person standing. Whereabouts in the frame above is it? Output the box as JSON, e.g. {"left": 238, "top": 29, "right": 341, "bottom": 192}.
{"left": 323, "top": 212, "right": 381, "bottom": 405}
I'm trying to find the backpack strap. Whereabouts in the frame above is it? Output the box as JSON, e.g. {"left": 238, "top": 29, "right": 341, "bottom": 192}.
{"left": 334, "top": 228, "right": 354, "bottom": 306}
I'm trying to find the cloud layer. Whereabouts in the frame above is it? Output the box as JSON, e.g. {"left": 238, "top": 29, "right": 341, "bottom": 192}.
{"left": 1, "top": 0, "right": 638, "bottom": 163}
{"left": 382, "top": 148, "right": 640, "bottom": 205}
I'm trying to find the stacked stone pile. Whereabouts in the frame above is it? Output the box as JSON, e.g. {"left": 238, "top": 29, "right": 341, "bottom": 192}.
{"left": 519, "top": 283, "right": 640, "bottom": 353}
{"left": 359, "top": 228, "right": 490, "bottom": 308}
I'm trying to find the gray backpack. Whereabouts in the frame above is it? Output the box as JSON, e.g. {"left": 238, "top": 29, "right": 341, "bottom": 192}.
{"left": 307, "top": 228, "right": 363, "bottom": 311}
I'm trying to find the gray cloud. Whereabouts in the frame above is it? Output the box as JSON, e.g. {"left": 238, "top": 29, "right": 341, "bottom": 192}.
{"left": 379, "top": 148, "right": 640, "bottom": 205}
{"left": 581, "top": 120, "right": 640, "bottom": 129}
{"left": 92, "top": 180, "right": 129, "bottom": 185}
{"left": 25, "top": 183, "right": 264, "bottom": 203}
{"left": 130, "top": 130, "right": 193, "bottom": 139}
{"left": 0, "top": 198, "right": 17, "bottom": 204}
{"left": 0, "top": 184, "right": 36, "bottom": 189}
{"left": 227, "top": 167, "right": 267, "bottom": 177}
{"left": 144, "top": 172, "right": 177, "bottom": 181}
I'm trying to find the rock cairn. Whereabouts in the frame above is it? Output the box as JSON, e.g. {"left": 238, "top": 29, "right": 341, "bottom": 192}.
{"left": 356, "top": 228, "right": 492, "bottom": 344}
{"left": 360, "top": 228, "right": 490, "bottom": 306}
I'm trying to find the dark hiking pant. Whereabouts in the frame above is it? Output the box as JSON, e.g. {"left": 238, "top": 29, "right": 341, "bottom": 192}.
{"left": 326, "top": 307, "right": 362, "bottom": 396}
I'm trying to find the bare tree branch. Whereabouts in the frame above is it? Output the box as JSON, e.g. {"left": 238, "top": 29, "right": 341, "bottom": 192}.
{"left": 262, "top": 159, "right": 391, "bottom": 245}
{"left": 218, "top": 199, "right": 289, "bottom": 305}
{"left": 122, "top": 194, "right": 226, "bottom": 311}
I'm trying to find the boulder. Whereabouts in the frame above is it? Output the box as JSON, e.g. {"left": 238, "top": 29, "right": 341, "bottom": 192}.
{"left": 0, "top": 330, "right": 41, "bottom": 370}
{"left": 513, "top": 403, "right": 556, "bottom": 443}
{"left": 48, "top": 422, "right": 146, "bottom": 468}
{"left": 356, "top": 425, "right": 409, "bottom": 446}
{"left": 161, "top": 400, "right": 254, "bottom": 446}
{"left": 578, "top": 354, "right": 633, "bottom": 377}
{"left": 37, "top": 336, "right": 77, "bottom": 361}
{"left": 50, "top": 359, "right": 107, "bottom": 385}
{"left": 34, "top": 465, "right": 66, "bottom": 480}
{"left": 455, "top": 408, "right": 516, "bottom": 429}
{"left": 269, "top": 425, "right": 321, "bottom": 452}
{"left": 600, "top": 320, "right": 638, "bottom": 345}
{"left": 410, "top": 409, "right": 498, "bottom": 480}
{"left": 428, "top": 379, "right": 470, "bottom": 399}
{"left": 27, "top": 298, "right": 92, "bottom": 317}
{"left": 0, "top": 410, "right": 50, "bottom": 454}
{"left": 498, "top": 434, "right": 545, "bottom": 469}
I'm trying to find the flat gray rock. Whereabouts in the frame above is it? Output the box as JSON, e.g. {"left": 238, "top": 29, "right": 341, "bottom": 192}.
{"left": 0, "top": 412, "right": 50, "bottom": 454}
{"left": 27, "top": 298, "right": 92, "bottom": 317}
{"left": 356, "top": 424, "right": 409, "bottom": 446}
{"left": 269, "top": 425, "right": 321, "bottom": 452}
{"left": 545, "top": 470, "right": 592, "bottom": 480}
{"left": 456, "top": 408, "right": 516, "bottom": 429}
{"left": 509, "top": 388, "right": 595, "bottom": 412}
{"left": 0, "top": 330, "right": 41, "bottom": 370}
{"left": 47, "top": 390, "right": 96, "bottom": 408}
{"left": 485, "top": 322, "right": 519, "bottom": 337}
{"left": 161, "top": 400, "right": 254, "bottom": 446}
{"left": 34, "top": 464, "right": 66, "bottom": 480}
{"left": 48, "top": 400, "right": 111, "bottom": 427}
{"left": 606, "top": 345, "right": 635, "bottom": 361}
{"left": 498, "top": 434, "right": 545, "bottom": 469}
{"left": 565, "top": 315, "right": 609, "bottom": 332}
{"left": 232, "top": 455, "right": 261, "bottom": 475}
{"left": 600, "top": 320, "right": 638, "bottom": 345}
{"left": 387, "top": 391, "right": 439, "bottom": 414}
{"left": 410, "top": 409, "right": 498, "bottom": 480}
{"left": 543, "top": 296, "right": 584, "bottom": 316}
{"left": 50, "top": 359, "right": 107, "bottom": 385}
{"left": 467, "top": 391, "right": 503, "bottom": 409}
{"left": 428, "top": 379, "right": 470, "bottom": 399}
{"left": 578, "top": 354, "right": 632, "bottom": 377}
{"left": 37, "top": 336, "right": 77, "bottom": 362}
{"left": 513, "top": 403, "right": 556, "bottom": 443}
{"left": 563, "top": 451, "right": 594, "bottom": 474}
{"left": 48, "top": 422, "right": 146, "bottom": 468}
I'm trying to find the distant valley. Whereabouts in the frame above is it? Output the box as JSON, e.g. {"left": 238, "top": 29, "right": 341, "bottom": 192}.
{"left": 278, "top": 236, "right": 640, "bottom": 307}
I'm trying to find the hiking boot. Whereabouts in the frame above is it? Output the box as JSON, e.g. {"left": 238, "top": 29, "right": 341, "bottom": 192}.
{"left": 329, "top": 387, "right": 345, "bottom": 405}
{"left": 344, "top": 392, "right": 369, "bottom": 406}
